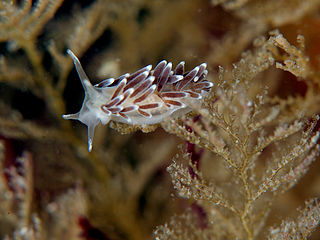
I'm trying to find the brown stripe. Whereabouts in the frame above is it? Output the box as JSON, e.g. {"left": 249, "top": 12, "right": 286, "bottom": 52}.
{"left": 174, "top": 61, "right": 185, "bottom": 75}
{"left": 123, "top": 71, "right": 148, "bottom": 91}
{"left": 202, "top": 87, "right": 211, "bottom": 92}
{"left": 157, "top": 63, "right": 171, "bottom": 92}
{"left": 193, "top": 82, "right": 212, "bottom": 90}
{"left": 95, "top": 78, "right": 114, "bottom": 88}
{"left": 153, "top": 61, "right": 167, "bottom": 81}
{"left": 119, "top": 112, "right": 128, "bottom": 119}
{"left": 101, "top": 106, "right": 111, "bottom": 115}
{"left": 167, "top": 75, "right": 183, "bottom": 84}
{"left": 139, "top": 103, "right": 159, "bottom": 109}
{"left": 116, "top": 89, "right": 133, "bottom": 106}
{"left": 127, "top": 65, "right": 151, "bottom": 81}
{"left": 197, "top": 72, "right": 207, "bottom": 81}
{"left": 177, "top": 67, "right": 199, "bottom": 90}
{"left": 111, "top": 79, "right": 126, "bottom": 99}
{"left": 138, "top": 109, "right": 151, "bottom": 118}
{"left": 108, "top": 107, "right": 122, "bottom": 113}
{"left": 161, "top": 92, "right": 187, "bottom": 98}
{"left": 104, "top": 96, "right": 122, "bottom": 108}
{"left": 164, "top": 100, "right": 183, "bottom": 107}
{"left": 197, "top": 63, "right": 207, "bottom": 77}
{"left": 130, "top": 77, "right": 153, "bottom": 98}
{"left": 133, "top": 85, "right": 155, "bottom": 104}
{"left": 113, "top": 73, "right": 129, "bottom": 83}
{"left": 121, "top": 106, "right": 137, "bottom": 112}
{"left": 185, "top": 91, "right": 201, "bottom": 99}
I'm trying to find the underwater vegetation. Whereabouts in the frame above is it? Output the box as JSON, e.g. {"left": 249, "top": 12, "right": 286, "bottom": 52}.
{"left": 0, "top": 0, "right": 320, "bottom": 239}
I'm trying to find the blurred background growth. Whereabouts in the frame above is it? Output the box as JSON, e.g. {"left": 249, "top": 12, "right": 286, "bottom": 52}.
{"left": 0, "top": 0, "right": 320, "bottom": 239}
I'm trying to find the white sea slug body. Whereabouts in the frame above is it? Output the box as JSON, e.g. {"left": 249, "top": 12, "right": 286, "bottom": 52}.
{"left": 63, "top": 50, "right": 213, "bottom": 152}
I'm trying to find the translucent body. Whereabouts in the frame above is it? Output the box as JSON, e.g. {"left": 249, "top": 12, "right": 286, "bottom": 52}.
{"left": 63, "top": 50, "right": 213, "bottom": 151}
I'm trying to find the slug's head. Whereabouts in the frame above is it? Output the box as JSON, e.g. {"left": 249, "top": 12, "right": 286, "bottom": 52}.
{"left": 63, "top": 49, "right": 110, "bottom": 152}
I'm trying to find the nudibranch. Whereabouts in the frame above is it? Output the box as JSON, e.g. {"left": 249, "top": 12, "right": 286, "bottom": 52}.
{"left": 63, "top": 50, "right": 213, "bottom": 152}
